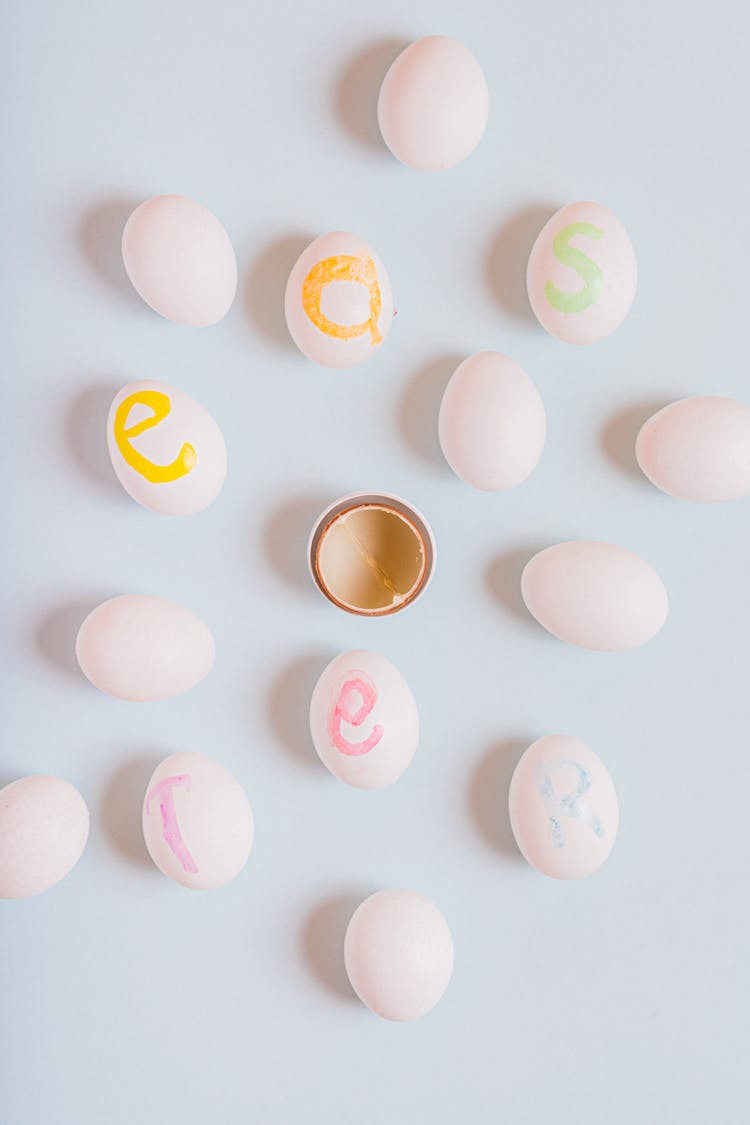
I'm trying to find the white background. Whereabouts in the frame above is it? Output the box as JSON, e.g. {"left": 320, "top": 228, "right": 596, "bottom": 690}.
{"left": 2, "top": 2, "right": 749, "bottom": 1122}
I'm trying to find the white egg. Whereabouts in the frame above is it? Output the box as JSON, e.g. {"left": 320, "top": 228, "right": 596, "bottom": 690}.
{"left": 344, "top": 890, "right": 454, "bottom": 1020}
{"left": 377, "top": 36, "right": 489, "bottom": 171}
{"left": 309, "top": 651, "right": 419, "bottom": 788}
{"left": 438, "top": 352, "right": 546, "bottom": 490}
{"left": 509, "top": 736, "right": 619, "bottom": 879}
{"left": 526, "top": 201, "right": 637, "bottom": 344}
{"left": 107, "top": 380, "right": 227, "bottom": 515}
{"left": 521, "top": 541, "right": 668, "bottom": 651}
{"left": 76, "top": 595, "right": 215, "bottom": 701}
{"left": 636, "top": 396, "right": 750, "bottom": 502}
{"left": 142, "top": 752, "right": 254, "bottom": 889}
{"left": 121, "top": 195, "right": 237, "bottom": 326}
{"left": 0, "top": 776, "right": 89, "bottom": 899}
{"left": 285, "top": 232, "right": 393, "bottom": 368}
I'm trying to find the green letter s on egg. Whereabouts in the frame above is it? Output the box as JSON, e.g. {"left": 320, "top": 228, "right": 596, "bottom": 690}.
{"left": 545, "top": 222, "right": 604, "bottom": 314}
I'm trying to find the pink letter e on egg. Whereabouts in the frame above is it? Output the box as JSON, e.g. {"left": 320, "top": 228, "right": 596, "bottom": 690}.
{"left": 329, "top": 672, "right": 384, "bottom": 757}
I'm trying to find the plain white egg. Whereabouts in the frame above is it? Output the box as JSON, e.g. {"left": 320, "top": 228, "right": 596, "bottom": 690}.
{"left": 122, "top": 195, "right": 237, "bottom": 326}
{"left": 526, "top": 201, "right": 637, "bottom": 344}
{"left": 377, "top": 36, "right": 488, "bottom": 171}
{"left": 438, "top": 352, "right": 546, "bottom": 490}
{"left": 344, "top": 889, "right": 454, "bottom": 1020}
{"left": 521, "top": 541, "right": 668, "bottom": 651}
{"left": 142, "top": 752, "right": 254, "bottom": 890}
{"left": 0, "top": 776, "right": 89, "bottom": 899}
{"left": 285, "top": 232, "right": 393, "bottom": 368}
{"left": 107, "top": 380, "right": 227, "bottom": 515}
{"left": 309, "top": 650, "right": 419, "bottom": 788}
{"left": 76, "top": 595, "right": 215, "bottom": 701}
{"left": 509, "top": 736, "right": 619, "bottom": 879}
{"left": 636, "top": 396, "right": 750, "bottom": 502}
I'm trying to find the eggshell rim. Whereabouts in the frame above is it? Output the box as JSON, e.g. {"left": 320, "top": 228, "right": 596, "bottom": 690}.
{"left": 308, "top": 492, "right": 436, "bottom": 617}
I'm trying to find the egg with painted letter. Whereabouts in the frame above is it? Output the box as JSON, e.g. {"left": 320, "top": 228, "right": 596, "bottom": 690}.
{"left": 509, "top": 735, "right": 619, "bottom": 879}
{"left": 285, "top": 232, "right": 394, "bottom": 368}
{"left": 142, "top": 752, "right": 254, "bottom": 889}
{"left": 309, "top": 650, "right": 419, "bottom": 788}
{"left": 526, "top": 201, "right": 637, "bottom": 344}
{"left": 107, "top": 380, "right": 227, "bottom": 515}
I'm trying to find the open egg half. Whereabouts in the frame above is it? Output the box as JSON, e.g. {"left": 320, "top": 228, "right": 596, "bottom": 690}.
{"left": 308, "top": 493, "right": 435, "bottom": 617}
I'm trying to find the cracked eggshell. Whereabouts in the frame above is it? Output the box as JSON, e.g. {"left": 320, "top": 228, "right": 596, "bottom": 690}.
{"left": 76, "top": 595, "right": 215, "bottom": 701}
{"left": 107, "top": 380, "right": 227, "bottom": 515}
{"left": 521, "top": 541, "right": 668, "bottom": 651}
{"left": 142, "top": 752, "right": 254, "bottom": 890}
{"left": 308, "top": 493, "right": 436, "bottom": 617}
{"left": 309, "top": 650, "right": 419, "bottom": 789}
{"left": 438, "top": 352, "right": 546, "bottom": 490}
{"left": 636, "top": 396, "right": 750, "bottom": 502}
{"left": 0, "top": 776, "right": 89, "bottom": 899}
{"left": 509, "top": 735, "right": 619, "bottom": 879}
{"left": 284, "top": 232, "right": 393, "bottom": 368}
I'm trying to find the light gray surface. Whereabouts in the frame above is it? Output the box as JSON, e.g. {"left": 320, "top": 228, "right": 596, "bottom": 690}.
{"left": 2, "top": 2, "right": 748, "bottom": 1122}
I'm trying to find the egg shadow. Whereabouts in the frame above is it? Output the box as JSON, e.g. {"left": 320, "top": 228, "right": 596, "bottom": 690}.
{"left": 600, "top": 399, "right": 671, "bottom": 482}
{"left": 33, "top": 598, "right": 104, "bottom": 679}
{"left": 485, "top": 203, "right": 559, "bottom": 322}
{"left": 100, "top": 755, "right": 160, "bottom": 868}
{"left": 484, "top": 545, "right": 546, "bottom": 628}
{"left": 0, "top": 769, "right": 26, "bottom": 790}
{"left": 77, "top": 198, "right": 143, "bottom": 308}
{"left": 332, "top": 38, "right": 409, "bottom": 151}
{"left": 266, "top": 652, "right": 333, "bottom": 770}
{"left": 244, "top": 233, "right": 312, "bottom": 348}
{"left": 67, "top": 382, "right": 129, "bottom": 498}
{"left": 262, "top": 492, "right": 332, "bottom": 590}
{"left": 398, "top": 353, "right": 464, "bottom": 469}
{"left": 301, "top": 893, "right": 369, "bottom": 1003}
{"left": 468, "top": 740, "right": 529, "bottom": 859}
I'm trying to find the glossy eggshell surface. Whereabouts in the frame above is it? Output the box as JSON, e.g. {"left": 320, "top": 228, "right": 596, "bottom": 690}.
{"left": 284, "top": 232, "right": 393, "bottom": 368}
{"left": 438, "top": 352, "right": 546, "bottom": 490}
{"left": 521, "top": 541, "right": 668, "bottom": 651}
{"left": 526, "top": 201, "right": 637, "bottom": 344}
{"left": 107, "top": 380, "right": 227, "bottom": 515}
{"left": 309, "top": 650, "right": 419, "bottom": 788}
{"left": 344, "top": 890, "right": 454, "bottom": 1021}
{"left": 636, "top": 396, "right": 750, "bottom": 502}
{"left": 0, "top": 776, "right": 89, "bottom": 899}
{"left": 75, "top": 595, "right": 215, "bottom": 701}
{"left": 121, "top": 194, "right": 237, "bottom": 326}
{"left": 142, "top": 752, "right": 254, "bottom": 890}
{"left": 377, "top": 36, "right": 488, "bottom": 171}
{"left": 509, "top": 736, "right": 619, "bottom": 879}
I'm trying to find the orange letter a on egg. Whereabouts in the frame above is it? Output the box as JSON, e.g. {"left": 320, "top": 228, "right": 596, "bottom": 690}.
{"left": 301, "top": 254, "right": 383, "bottom": 345}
